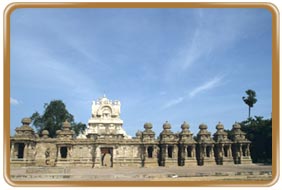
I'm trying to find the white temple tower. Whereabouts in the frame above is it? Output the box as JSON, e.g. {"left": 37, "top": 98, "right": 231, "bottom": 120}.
{"left": 83, "top": 95, "right": 130, "bottom": 139}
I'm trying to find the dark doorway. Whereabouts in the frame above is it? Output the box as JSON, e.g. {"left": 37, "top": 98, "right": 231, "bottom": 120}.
{"left": 242, "top": 145, "right": 247, "bottom": 156}
{"left": 101, "top": 147, "right": 113, "bottom": 167}
{"left": 224, "top": 146, "right": 229, "bottom": 157}
{"left": 17, "top": 143, "right": 25, "bottom": 159}
{"left": 147, "top": 146, "right": 153, "bottom": 158}
{"left": 168, "top": 146, "right": 173, "bottom": 158}
{"left": 206, "top": 146, "right": 211, "bottom": 157}
{"left": 187, "top": 146, "right": 192, "bottom": 157}
{"left": 60, "top": 147, "right": 68, "bottom": 158}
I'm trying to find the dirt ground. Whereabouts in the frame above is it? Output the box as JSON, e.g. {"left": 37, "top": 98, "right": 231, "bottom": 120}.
{"left": 10, "top": 163, "right": 272, "bottom": 181}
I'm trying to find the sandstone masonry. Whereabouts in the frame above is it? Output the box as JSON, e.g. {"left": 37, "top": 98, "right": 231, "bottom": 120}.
{"left": 10, "top": 96, "right": 252, "bottom": 168}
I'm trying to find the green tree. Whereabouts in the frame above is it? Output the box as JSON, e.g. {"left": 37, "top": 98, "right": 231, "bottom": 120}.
{"left": 30, "top": 100, "right": 86, "bottom": 138}
{"left": 242, "top": 89, "right": 257, "bottom": 118}
{"left": 240, "top": 116, "right": 272, "bottom": 164}
{"left": 225, "top": 116, "right": 272, "bottom": 164}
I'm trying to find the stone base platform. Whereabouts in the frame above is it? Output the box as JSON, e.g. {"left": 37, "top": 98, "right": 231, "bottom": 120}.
{"left": 10, "top": 164, "right": 272, "bottom": 181}
{"left": 184, "top": 159, "right": 198, "bottom": 166}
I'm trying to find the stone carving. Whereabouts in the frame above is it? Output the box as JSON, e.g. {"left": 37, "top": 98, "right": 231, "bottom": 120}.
{"left": 45, "top": 148, "right": 50, "bottom": 165}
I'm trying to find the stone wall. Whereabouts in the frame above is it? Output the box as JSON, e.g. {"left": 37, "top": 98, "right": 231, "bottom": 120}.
{"left": 34, "top": 140, "right": 57, "bottom": 166}
{"left": 10, "top": 118, "right": 252, "bottom": 168}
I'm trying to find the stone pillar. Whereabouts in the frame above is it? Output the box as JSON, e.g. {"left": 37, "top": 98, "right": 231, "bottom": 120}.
{"left": 10, "top": 143, "right": 15, "bottom": 159}
{"left": 210, "top": 145, "right": 214, "bottom": 157}
{"left": 228, "top": 144, "right": 232, "bottom": 158}
{"left": 68, "top": 146, "right": 72, "bottom": 159}
{"left": 239, "top": 144, "right": 242, "bottom": 157}
{"left": 160, "top": 144, "right": 166, "bottom": 166}
{"left": 216, "top": 144, "right": 223, "bottom": 165}
{"left": 165, "top": 145, "right": 169, "bottom": 159}
{"left": 23, "top": 143, "right": 26, "bottom": 160}
{"left": 221, "top": 144, "right": 224, "bottom": 157}
{"left": 27, "top": 143, "right": 32, "bottom": 160}
{"left": 140, "top": 146, "right": 145, "bottom": 167}
{"left": 180, "top": 145, "right": 185, "bottom": 166}
{"left": 182, "top": 145, "right": 186, "bottom": 158}
{"left": 154, "top": 145, "right": 159, "bottom": 158}
{"left": 192, "top": 145, "right": 195, "bottom": 158}
{"left": 246, "top": 144, "right": 250, "bottom": 157}
{"left": 173, "top": 145, "right": 178, "bottom": 158}
{"left": 203, "top": 145, "right": 206, "bottom": 158}
{"left": 145, "top": 145, "right": 148, "bottom": 158}
{"left": 58, "top": 146, "right": 61, "bottom": 159}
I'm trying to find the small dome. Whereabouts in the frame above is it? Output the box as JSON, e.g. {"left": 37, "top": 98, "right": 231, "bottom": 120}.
{"left": 56, "top": 130, "right": 61, "bottom": 135}
{"left": 216, "top": 122, "right": 224, "bottom": 130}
{"left": 63, "top": 120, "right": 71, "bottom": 128}
{"left": 100, "top": 94, "right": 109, "bottom": 102}
{"left": 232, "top": 122, "right": 241, "bottom": 129}
{"left": 181, "top": 121, "right": 190, "bottom": 130}
{"left": 144, "top": 122, "right": 153, "bottom": 129}
{"left": 163, "top": 121, "right": 171, "bottom": 130}
{"left": 136, "top": 130, "right": 142, "bottom": 137}
{"left": 21, "top": 117, "right": 31, "bottom": 125}
{"left": 42, "top": 130, "right": 49, "bottom": 135}
{"left": 199, "top": 123, "right": 208, "bottom": 130}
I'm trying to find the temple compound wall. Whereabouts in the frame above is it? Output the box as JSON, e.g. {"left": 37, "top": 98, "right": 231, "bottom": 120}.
{"left": 10, "top": 96, "right": 252, "bottom": 168}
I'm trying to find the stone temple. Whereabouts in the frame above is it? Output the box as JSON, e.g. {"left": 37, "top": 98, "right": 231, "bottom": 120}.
{"left": 10, "top": 96, "right": 252, "bottom": 168}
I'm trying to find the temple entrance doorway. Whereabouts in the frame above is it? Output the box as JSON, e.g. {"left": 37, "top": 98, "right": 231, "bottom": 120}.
{"left": 101, "top": 147, "right": 113, "bottom": 167}
{"left": 17, "top": 143, "right": 25, "bottom": 159}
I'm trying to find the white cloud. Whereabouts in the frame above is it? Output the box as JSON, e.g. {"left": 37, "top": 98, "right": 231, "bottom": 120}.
{"left": 10, "top": 97, "right": 19, "bottom": 105}
{"left": 162, "top": 97, "right": 184, "bottom": 110}
{"left": 189, "top": 76, "right": 223, "bottom": 97}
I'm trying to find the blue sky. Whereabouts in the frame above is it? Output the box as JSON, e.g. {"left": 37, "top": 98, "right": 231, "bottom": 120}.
{"left": 10, "top": 8, "right": 272, "bottom": 137}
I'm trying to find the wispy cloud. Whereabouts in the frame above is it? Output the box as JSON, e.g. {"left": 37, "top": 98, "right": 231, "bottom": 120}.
{"left": 10, "top": 97, "right": 19, "bottom": 105}
{"left": 161, "top": 75, "right": 224, "bottom": 110}
{"left": 12, "top": 39, "right": 102, "bottom": 99}
{"left": 189, "top": 76, "right": 223, "bottom": 97}
{"left": 161, "top": 97, "right": 184, "bottom": 110}
{"left": 165, "top": 9, "right": 257, "bottom": 80}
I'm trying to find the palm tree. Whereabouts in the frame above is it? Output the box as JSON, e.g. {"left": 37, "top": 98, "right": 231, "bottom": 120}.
{"left": 242, "top": 89, "right": 257, "bottom": 118}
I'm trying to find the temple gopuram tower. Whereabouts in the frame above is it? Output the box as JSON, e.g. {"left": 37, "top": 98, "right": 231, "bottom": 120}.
{"left": 85, "top": 95, "right": 130, "bottom": 139}
{"left": 230, "top": 122, "right": 252, "bottom": 164}
{"left": 196, "top": 124, "right": 216, "bottom": 166}
{"left": 213, "top": 122, "right": 233, "bottom": 165}
{"left": 178, "top": 122, "right": 197, "bottom": 166}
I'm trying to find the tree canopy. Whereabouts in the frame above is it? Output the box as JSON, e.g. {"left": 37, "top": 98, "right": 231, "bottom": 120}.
{"left": 242, "top": 89, "right": 257, "bottom": 118}
{"left": 226, "top": 116, "right": 272, "bottom": 164}
{"left": 240, "top": 116, "right": 272, "bottom": 164}
{"left": 30, "top": 100, "right": 86, "bottom": 138}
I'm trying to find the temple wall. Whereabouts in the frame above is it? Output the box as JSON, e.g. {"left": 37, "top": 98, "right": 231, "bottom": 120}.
{"left": 34, "top": 141, "right": 57, "bottom": 166}
{"left": 113, "top": 145, "right": 141, "bottom": 167}
{"left": 10, "top": 99, "right": 253, "bottom": 168}
{"left": 72, "top": 145, "right": 92, "bottom": 160}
